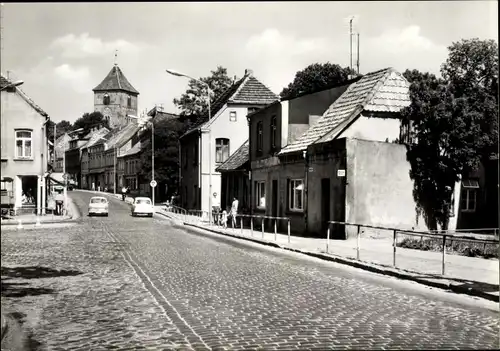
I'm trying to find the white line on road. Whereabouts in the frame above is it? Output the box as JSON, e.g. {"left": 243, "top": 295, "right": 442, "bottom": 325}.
{"left": 105, "top": 229, "right": 210, "bottom": 350}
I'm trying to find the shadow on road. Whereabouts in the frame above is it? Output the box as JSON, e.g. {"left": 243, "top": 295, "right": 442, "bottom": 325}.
{"left": 1, "top": 266, "right": 83, "bottom": 280}
{"left": 1, "top": 282, "right": 55, "bottom": 298}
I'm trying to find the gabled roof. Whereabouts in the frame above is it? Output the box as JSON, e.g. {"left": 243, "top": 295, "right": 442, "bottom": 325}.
{"left": 183, "top": 71, "right": 279, "bottom": 137}
{"left": 97, "top": 122, "right": 140, "bottom": 150}
{"left": 147, "top": 106, "right": 179, "bottom": 121}
{"left": 118, "top": 139, "right": 148, "bottom": 158}
{"left": 216, "top": 140, "right": 249, "bottom": 172}
{"left": 279, "top": 68, "right": 410, "bottom": 155}
{"left": 1, "top": 73, "right": 49, "bottom": 118}
{"left": 92, "top": 65, "right": 139, "bottom": 95}
{"left": 80, "top": 128, "right": 111, "bottom": 150}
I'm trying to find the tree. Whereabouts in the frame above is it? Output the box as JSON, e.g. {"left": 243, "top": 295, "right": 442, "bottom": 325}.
{"left": 280, "top": 63, "right": 356, "bottom": 99}
{"left": 173, "top": 66, "right": 235, "bottom": 122}
{"left": 46, "top": 120, "right": 73, "bottom": 141}
{"left": 138, "top": 116, "right": 187, "bottom": 199}
{"left": 73, "top": 111, "right": 109, "bottom": 132}
{"left": 402, "top": 39, "right": 498, "bottom": 231}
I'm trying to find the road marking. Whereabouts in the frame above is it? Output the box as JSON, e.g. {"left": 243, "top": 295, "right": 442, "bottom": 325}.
{"left": 105, "top": 229, "right": 210, "bottom": 350}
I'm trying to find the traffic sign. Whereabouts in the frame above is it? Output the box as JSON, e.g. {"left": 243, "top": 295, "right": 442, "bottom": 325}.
{"left": 150, "top": 180, "right": 157, "bottom": 188}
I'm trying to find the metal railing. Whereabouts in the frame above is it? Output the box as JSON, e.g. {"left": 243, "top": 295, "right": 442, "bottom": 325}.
{"left": 229, "top": 214, "right": 292, "bottom": 243}
{"left": 326, "top": 220, "right": 499, "bottom": 276}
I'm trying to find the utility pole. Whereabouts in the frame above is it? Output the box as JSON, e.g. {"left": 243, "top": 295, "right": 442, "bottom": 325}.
{"left": 152, "top": 119, "right": 155, "bottom": 211}
{"left": 63, "top": 139, "right": 67, "bottom": 215}
{"left": 350, "top": 17, "right": 353, "bottom": 74}
{"left": 357, "top": 33, "right": 360, "bottom": 75}
{"left": 113, "top": 146, "right": 117, "bottom": 194}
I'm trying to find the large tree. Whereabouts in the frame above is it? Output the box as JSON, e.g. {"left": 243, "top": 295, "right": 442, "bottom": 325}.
{"left": 46, "top": 120, "right": 73, "bottom": 141}
{"left": 73, "top": 111, "right": 109, "bottom": 132}
{"left": 280, "top": 63, "right": 356, "bottom": 99}
{"left": 402, "top": 38, "right": 498, "bottom": 231}
{"left": 173, "top": 66, "right": 235, "bottom": 123}
{"left": 138, "top": 116, "right": 187, "bottom": 198}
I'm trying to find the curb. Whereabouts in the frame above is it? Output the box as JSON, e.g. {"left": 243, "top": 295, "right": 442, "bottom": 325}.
{"left": 157, "top": 211, "right": 499, "bottom": 303}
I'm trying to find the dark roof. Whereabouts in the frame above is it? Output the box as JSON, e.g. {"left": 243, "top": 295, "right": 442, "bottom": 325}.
{"left": 147, "top": 106, "right": 179, "bottom": 121}
{"left": 1, "top": 73, "right": 49, "bottom": 118}
{"left": 280, "top": 75, "right": 363, "bottom": 101}
{"left": 184, "top": 71, "right": 279, "bottom": 136}
{"left": 279, "top": 68, "right": 410, "bottom": 155}
{"left": 216, "top": 140, "right": 249, "bottom": 172}
{"left": 93, "top": 65, "right": 139, "bottom": 95}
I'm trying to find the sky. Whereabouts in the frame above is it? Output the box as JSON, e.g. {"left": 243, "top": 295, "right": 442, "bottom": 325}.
{"left": 1, "top": 1, "right": 498, "bottom": 123}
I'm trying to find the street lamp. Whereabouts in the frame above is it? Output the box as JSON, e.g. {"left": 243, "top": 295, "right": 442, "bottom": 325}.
{"left": 0, "top": 80, "right": 24, "bottom": 91}
{"left": 128, "top": 113, "right": 156, "bottom": 213}
{"left": 165, "top": 69, "right": 213, "bottom": 225}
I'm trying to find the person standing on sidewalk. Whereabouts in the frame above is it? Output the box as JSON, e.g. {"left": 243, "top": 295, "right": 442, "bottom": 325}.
{"left": 55, "top": 190, "right": 64, "bottom": 216}
{"left": 231, "top": 197, "right": 239, "bottom": 228}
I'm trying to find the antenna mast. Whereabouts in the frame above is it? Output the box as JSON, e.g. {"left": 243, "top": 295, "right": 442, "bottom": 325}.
{"left": 349, "top": 17, "right": 353, "bottom": 73}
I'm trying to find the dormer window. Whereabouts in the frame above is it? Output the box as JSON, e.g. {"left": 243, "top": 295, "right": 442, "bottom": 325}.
{"left": 103, "top": 93, "right": 110, "bottom": 105}
{"left": 127, "top": 96, "right": 132, "bottom": 108}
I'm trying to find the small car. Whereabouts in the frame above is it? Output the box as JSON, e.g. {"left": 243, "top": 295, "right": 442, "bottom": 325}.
{"left": 88, "top": 196, "right": 109, "bottom": 216}
{"left": 131, "top": 197, "right": 154, "bottom": 217}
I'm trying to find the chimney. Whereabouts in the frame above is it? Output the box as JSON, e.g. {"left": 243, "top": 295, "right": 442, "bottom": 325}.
{"left": 244, "top": 69, "right": 253, "bottom": 77}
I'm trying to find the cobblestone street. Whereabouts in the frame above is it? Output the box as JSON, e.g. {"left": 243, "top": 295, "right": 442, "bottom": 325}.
{"left": 2, "top": 190, "right": 499, "bottom": 350}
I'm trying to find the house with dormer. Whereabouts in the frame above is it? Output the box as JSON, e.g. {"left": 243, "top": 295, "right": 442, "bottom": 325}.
{"left": 179, "top": 69, "right": 279, "bottom": 213}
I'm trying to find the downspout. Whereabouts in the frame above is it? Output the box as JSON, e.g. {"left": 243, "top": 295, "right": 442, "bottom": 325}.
{"left": 247, "top": 115, "right": 253, "bottom": 218}
{"left": 41, "top": 116, "right": 50, "bottom": 215}
{"left": 303, "top": 148, "right": 309, "bottom": 233}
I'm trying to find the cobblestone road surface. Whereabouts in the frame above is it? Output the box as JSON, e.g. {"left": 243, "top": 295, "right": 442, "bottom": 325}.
{"left": 1, "top": 190, "right": 498, "bottom": 350}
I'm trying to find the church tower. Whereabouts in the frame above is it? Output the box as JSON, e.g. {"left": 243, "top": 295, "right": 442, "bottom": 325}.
{"left": 93, "top": 63, "right": 139, "bottom": 129}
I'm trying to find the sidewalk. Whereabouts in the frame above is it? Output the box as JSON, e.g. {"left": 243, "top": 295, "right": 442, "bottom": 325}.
{"left": 158, "top": 208, "right": 499, "bottom": 302}
{"left": 0, "top": 197, "right": 79, "bottom": 226}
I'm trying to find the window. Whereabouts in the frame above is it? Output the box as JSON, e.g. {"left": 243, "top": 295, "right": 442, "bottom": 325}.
{"left": 257, "top": 121, "right": 263, "bottom": 153}
{"left": 270, "top": 115, "right": 277, "bottom": 150}
{"left": 215, "top": 138, "right": 230, "bottom": 163}
{"left": 103, "top": 94, "right": 110, "bottom": 105}
{"left": 229, "top": 111, "right": 237, "bottom": 122}
{"left": 15, "top": 130, "right": 32, "bottom": 159}
{"left": 289, "top": 179, "right": 304, "bottom": 211}
{"left": 461, "top": 179, "right": 479, "bottom": 212}
{"left": 127, "top": 96, "right": 132, "bottom": 108}
{"left": 256, "top": 181, "right": 266, "bottom": 208}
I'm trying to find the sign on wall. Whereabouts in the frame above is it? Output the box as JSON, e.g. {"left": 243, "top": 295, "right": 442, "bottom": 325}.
{"left": 337, "top": 169, "right": 346, "bottom": 177}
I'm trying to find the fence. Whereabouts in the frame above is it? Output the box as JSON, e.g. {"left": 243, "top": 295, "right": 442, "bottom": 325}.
{"left": 227, "top": 214, "right": 291, "bottom": 243}
{"left": 326, "top": 220, "right": 499, "bottom": 277}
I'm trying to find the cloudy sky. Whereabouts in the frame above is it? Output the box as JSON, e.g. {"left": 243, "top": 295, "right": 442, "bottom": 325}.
{"left": 1, "top": 1, "right": 497, "bottom": 123}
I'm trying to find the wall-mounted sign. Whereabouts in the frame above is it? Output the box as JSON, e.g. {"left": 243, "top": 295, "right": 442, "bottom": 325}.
{"left": 337, "top": 169, "right": 346, "bottom": 177}
{"left": 308, "top": 167, "right": 314, "bottom": 173}
{"left": 213, "top": 192, "right": 217, "bottom": 197}
{"left": 150, "top": 180, "right": 157, "bottom": 188}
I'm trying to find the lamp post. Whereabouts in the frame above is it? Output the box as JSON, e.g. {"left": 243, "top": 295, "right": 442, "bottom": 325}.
{"left": 0, "top": 80, "right": 24, "bottom": 91}
{"left": 166, "top": 69, "right": 213, "bottom": 225}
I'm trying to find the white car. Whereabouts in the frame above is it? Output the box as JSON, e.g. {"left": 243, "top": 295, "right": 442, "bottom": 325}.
{"left": 131, "top": 197, "right": 154, "bottom": 217}
{"left": 88, "top": 196, "right": 109, "bottom": 216}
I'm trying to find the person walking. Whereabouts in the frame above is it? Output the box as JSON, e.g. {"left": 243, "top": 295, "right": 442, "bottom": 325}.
{"left": 55, "top": 190, "right": 64, "bottom": 216}
{"left": 121, "top": 186, "right": 127, "bottom": 201}
{"left": 230, "top": 197, "right": 239, "bottom": 228}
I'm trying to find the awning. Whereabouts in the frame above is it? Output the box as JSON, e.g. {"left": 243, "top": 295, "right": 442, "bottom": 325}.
{"left": 462, "top": 179, "right": 479, "bottom": 189}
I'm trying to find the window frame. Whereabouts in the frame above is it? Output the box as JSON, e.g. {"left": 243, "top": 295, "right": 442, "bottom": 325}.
{"left": 257, "top": 121, "right": 263, "bottom": 153}
{"left": 256, "top": 181, "right": 266, "bottom": 209}
{"left": 270, "top": 115, "right": 277, "bottom": 150}
{"left": 288, "top": 179, "right": 304, "bottom": 212}
{"left": 229, "top": 111, "right": 237, "bottom": 122}
{"left": 103, "top": 93, "right": 110, "bottom": 105}
{"left": 215, "top": 138, "right": 230, "bottom": 164}
{"left": 127, "top": 96, "right": 132, "bottom": 109}
{"left": 461, "top": 179, "right": 479, "bottom": 212}
{"left": 15, "top": 129, "right": 33, "bottom": 159}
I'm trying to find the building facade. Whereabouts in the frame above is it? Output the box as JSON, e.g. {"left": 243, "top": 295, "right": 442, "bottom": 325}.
{"left": 93, "top": 64, "right": 139, "bottom": 129}
{"left": 179, "top": 69, "right": 279, "bottom": 213}
{"left": 1, "top": 74, "right": 50, "bottom": 214}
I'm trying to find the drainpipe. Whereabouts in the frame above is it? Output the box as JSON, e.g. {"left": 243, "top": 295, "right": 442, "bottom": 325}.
{"left": 41, "top": 116, "right": 50, "bottom": 215}
{"left": 303, "top": 149, "right": 309, "bottom": 233}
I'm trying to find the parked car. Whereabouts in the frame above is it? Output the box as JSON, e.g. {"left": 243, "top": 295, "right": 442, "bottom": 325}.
{"left": 88, "top": 196, "right": 109, "bottom": 216}
{"left": 131, "top": 197, "right": 154, "bottom": 217}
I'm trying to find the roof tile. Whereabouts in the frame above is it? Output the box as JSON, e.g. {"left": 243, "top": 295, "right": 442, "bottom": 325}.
{"left": 279, "top": 68, "right": 409, "bottom": 154}
{"left": 216, "top": 140, "right": 249, "bottom": 172}
{"left": 93, "top": 65, "right": 139, "bottom": 94}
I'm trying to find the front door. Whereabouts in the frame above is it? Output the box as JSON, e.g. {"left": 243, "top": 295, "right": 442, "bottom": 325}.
{"left": 272, "top": 180, "right": 278, "bottom": 218}
{"left": 321, "top": 178, "right": 331, "bottom": 235}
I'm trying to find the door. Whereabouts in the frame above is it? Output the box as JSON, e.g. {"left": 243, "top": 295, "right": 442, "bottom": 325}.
{"left": 332, "top": 168, "right": 347, "bottom": 239}
{"left": 321, "top": 178, "right": 331, "bottom": 235}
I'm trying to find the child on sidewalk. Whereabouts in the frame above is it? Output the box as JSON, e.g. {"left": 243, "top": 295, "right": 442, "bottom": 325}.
{"left": 221, "top": 210, "right": 228, "bottom": 229}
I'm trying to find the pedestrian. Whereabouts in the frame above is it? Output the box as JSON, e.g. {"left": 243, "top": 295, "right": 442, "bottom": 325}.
{"left": 121, "top": 186, "right": 127, "bottom": 201}
{"left": 231, "top": 197, "right": 239, "bottom": 228}
{"left": 55, "top": 190, "right": 64, "bottom": 215}
{"left": 212, "top": 193, "right": 220, "bottom": 225}
{"left": 221, "top": 210, "right": 228, "bottom": 229}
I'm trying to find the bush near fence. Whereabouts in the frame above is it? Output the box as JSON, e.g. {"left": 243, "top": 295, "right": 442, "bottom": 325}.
{"left": 397, "top": 236, "right": 498, "bottom": 259}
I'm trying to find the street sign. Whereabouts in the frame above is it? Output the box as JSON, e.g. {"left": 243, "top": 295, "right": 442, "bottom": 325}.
{"left": 150, "top": 180, "right": 157, "bottom": 188}
{"left": 213, "top": 192, "right": 217, "bottom": 197}
{"left": 337, "top": 169, "right": 346, "bottom": 177}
